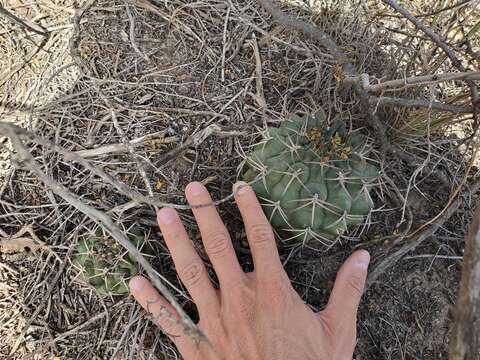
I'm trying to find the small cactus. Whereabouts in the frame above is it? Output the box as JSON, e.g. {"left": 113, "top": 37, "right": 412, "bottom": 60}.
{"left": 72, "top": 226, "right": 148, "bottom": 296}
{"left": 243, "top": 111, "right": 379, "bottom": 245}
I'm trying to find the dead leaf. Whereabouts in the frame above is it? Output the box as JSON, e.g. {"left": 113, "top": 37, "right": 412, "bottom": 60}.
{"left": 0, "top": 237, "right": 43, "bottom": 254}
{"left": 201, "top": 175, "right": 217, "bottom": 186}
{"left": 155, "top": 180, "right": 164, "bottom": 190}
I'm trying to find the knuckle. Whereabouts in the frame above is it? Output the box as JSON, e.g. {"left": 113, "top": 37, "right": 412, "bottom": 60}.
{"left": 179, "top": 260, "right": 205, "bottom": 287}
{"left": 204, "top": 231, "right": 230, "bottom": 258}
{"left": 249, "top": 223, "right": 274, "bottom": 247}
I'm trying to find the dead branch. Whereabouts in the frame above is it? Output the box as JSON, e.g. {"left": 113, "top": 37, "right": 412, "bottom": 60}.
{"left": 371, "top": 96, "right": 474, "bottom": 113}
{"left": 416, "top": 0, "right": 472, "bottom": 18}
{"left": 0, "top": 5, "right": 48, "bottom": 36}
{"left": 153, "top": 124, "right": 245, "bottom": 167}
{"left": 349, "top": 71, "right": 480, "bottom": 93}
{"left": 125, "top": 2, "right": 150, "bottom": 63}
{"left": 74, "top": 131, "right": 179, "bottom": 158}
{"left": 449, "top": 205, "right": 480, "bottom": 360}
{"left": 235, "top": 15, "right": 333, "bottom": 59}
{"left": 0, "top": 122, "right": 245, "bottom": 211}
{"left": 50, "top": 312, "right": 107, "bottom": 344}
{"left": 246, "top": 34, "right": 266, "bottom": 109}
{"left": 0, "top": 124, "right": 205, "bottom": 344}
{"left": 110, "top": 108, "right": 156, "bottom": 206}
{"left": 381, "top": 0, "right": 479, "bottom": 106}
{"left": 256, "top": 0, "right": 345, "bottom": 60}
{"left": 367, "top": 176, "right": 480, "bottom": 287}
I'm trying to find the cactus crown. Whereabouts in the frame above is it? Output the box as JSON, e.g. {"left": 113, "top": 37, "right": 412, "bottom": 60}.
{"left": 72, "top": 226, "right": 148, "bottom": 296}
{"left": 243, "top": 111, "right": 379, "bottom": 245}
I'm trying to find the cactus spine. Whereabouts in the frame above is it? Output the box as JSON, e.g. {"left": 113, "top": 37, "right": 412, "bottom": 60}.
{"left": 72, "top": 226, "right": 148, "bottom": 296}
{"left": 243, "top": 111, "right": 378, "bottom": 245}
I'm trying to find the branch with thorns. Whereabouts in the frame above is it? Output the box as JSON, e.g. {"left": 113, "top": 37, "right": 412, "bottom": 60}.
{"left": 381, "top": 0, "right": 479, "bottom": 108}
{"left": 366, "top": 175, "right": 480, "bottom": 288}
{"left": 0, "top": 122, "right": 206, "bottom": 344}
{"left": 254, "top": 0, "right": 459, "bottom": 187}
{"left": 0, "top": 5, "right": 48, "bottom": 37}
{"left": 345, "top": 71, "right": 480, "bottom": 94}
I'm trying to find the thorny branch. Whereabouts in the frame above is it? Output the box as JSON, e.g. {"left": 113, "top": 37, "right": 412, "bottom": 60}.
{"left": 0, "top": 122, "right": 246, "bottom": 210}
{"left": 0, "top": 5, "right": 48, "bottom": 36}
{"left": 254, "top": 0, "right": 468, "bottom": 177}
{"left": 367, "top": 176, "right": 480, "bottom": 287}
{"left": 0, "top": 123, "right": 206, "bottom": 343}
{"left": 381, "top": 0, "right": 479, "bottom": 108}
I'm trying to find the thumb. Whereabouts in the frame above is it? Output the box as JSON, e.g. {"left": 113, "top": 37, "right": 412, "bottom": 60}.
{"left": 322, "top": 250, "right": 370, "bottom": 325}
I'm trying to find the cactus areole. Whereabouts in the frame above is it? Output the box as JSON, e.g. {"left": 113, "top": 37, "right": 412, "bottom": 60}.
{"left": 72, "top": 226, "right": 147, "bottom": 296}
{"left": 243, "top": 111, "right": 378, "bottom": 244}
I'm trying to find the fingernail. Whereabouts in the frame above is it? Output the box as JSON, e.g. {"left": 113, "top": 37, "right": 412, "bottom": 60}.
{"left": 129, "top": 276, "right": 146, "bottom": 292}
{"left": 355, "top": 250, "right": 370, "bottom": 269}
{"left": 186, "top": 181, "right": 204, "bottom": 196}
{"left": 233, "top": 181, "right": 249, "bottom": 195}
{"left": 157, "top": 208, "right": 177, "bottom": 225}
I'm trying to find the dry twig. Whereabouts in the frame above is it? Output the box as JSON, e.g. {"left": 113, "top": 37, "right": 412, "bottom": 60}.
{"left": 0, "top": 5, "right": 48, "bottom": 36}
{"left": 0, "top": 122, "right": 245, "bottom": 211}
{"left": 381, "top": 0, "right": 479, "bottom": 107}
{"left": 351, "top": 71, "right": 480, "bottom": 93}
{"left": 449, "top": 205, "right": 480, "bottom": 359}
{"left": 371, "top": 96, "right": 474, "bottom": 113}
{"left": 367, "top": 175, "right": 480, "bottom": 287}
{"left": 0, "top": 124, "right": 205, "bottom": 344}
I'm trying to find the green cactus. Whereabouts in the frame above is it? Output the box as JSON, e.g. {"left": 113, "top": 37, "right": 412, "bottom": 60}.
{"left": 243, "top": 111, "right": 379, "bottom": 244}
{"left": 72, "top": 226, "right": 149, "bottom": 296}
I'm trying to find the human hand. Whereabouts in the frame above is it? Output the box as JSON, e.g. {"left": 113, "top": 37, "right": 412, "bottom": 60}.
{"left": 129, "top": 181, "right": 370, "bottom": 360}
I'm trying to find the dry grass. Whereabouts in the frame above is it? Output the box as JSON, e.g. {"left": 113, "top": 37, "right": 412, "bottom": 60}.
{"left": 0, "top": 0, "right": 479, "bottom": 359}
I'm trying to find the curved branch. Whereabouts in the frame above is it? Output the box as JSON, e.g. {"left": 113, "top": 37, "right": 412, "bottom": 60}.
{"left": 381, "top": 0, "right": 479, "bottom": 106}
{"left": 371, "top": 96, "right": 474, "bottom": 113}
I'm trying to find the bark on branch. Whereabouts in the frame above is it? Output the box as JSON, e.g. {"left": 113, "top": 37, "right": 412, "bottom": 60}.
{"left": 0, "top": 5, "right": 48, "bottom": 36}
{"left": 371, "top": 96, "right": 474, "bottom": 113}
{"left": 0, "top": 122, "right": 206, "bottom": 344}
{"left": 449, "top": 205, "right": 480, "bottom": 360}
{"left": 381, "top": 0, "right": 479, "bottom": 106}
{"left": 347, "top": 71, "right": 480, "bottom": 93}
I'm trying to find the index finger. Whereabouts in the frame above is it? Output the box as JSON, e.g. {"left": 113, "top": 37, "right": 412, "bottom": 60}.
{"left": 129, "top": 276, "right": 197, "bottom": 358}
{"left": 233, "top": 181, "right": 283, "bottom": 277}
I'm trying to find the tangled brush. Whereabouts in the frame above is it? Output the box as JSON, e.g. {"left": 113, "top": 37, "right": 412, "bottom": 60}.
{"left": 243, "top": 111, "right": 379, "bottom": 245}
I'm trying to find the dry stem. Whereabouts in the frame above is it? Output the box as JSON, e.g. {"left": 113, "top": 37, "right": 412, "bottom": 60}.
{"left": 0, "top": 124, "right": 205, "bottom": 344}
